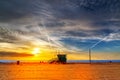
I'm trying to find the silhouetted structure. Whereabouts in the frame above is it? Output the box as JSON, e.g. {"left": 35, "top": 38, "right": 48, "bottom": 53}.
{"left": 89, "top": 49, "right": 92, "bottom": 63}
{"left": 57, "top": 54, "right": 67, "bottom": 63}
{"left": 17, "top": 61, "right": 20, "bottom": 65}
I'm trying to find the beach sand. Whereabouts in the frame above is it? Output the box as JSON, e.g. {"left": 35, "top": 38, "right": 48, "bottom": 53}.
{"left": 0, "top": 63, "right": 120, "bottom": 80}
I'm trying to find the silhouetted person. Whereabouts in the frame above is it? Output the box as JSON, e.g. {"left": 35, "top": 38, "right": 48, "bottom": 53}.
{"left": 109, "top": 61, "right": 112, "bottom": 63}
{"left": 17, "top": 61, "right": 20, "bottom": 65}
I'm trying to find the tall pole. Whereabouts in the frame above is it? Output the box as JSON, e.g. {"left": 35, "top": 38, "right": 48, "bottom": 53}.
{"left": 89, "top": 48, "right": 91, "bottom": 64}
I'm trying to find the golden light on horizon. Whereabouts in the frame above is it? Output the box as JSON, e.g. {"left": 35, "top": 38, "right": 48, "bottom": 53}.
{"left": 32, "top": 48, "right": 41, "bottom": 56}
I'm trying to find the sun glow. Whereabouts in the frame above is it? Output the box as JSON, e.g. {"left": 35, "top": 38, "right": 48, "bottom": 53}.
{"left": 32, "top": 48, "right": 41, "bottom": 56}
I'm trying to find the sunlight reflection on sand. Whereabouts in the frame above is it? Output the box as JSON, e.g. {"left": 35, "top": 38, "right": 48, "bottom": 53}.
{"left": 0, "top": 63, "right": 120, "bottom": 80}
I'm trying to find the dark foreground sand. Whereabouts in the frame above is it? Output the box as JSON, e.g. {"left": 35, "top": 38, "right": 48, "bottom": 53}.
{"left": 0, "top": 63, "right": 120, "bottom": 80}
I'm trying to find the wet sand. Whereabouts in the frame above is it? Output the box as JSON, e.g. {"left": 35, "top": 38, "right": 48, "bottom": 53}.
{"left": 0, "top": 63, "right": 120, "bottom": 80}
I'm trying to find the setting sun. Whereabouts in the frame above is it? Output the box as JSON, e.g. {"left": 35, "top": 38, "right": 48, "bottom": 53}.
{"left": 32, "top": 48, "right": 41, "bottom": 55}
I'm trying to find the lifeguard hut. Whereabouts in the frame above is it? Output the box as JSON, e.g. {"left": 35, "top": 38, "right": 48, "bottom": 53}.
{"left": 57, "top": 54, "right": 67, "bottom": 63}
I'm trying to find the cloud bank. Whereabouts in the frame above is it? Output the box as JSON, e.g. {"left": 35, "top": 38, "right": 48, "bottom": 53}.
{"left": 0, "top": 0, "right": 120, "bottom": 56}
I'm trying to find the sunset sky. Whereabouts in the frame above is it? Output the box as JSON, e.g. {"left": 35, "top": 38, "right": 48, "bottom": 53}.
{"left": 0, "top": 0, "right": 120, "bottom": 61}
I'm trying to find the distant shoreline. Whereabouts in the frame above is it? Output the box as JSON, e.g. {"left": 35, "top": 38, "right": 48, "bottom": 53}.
{"left": 0, "top": 61, "right": 120, "bottom": 65}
